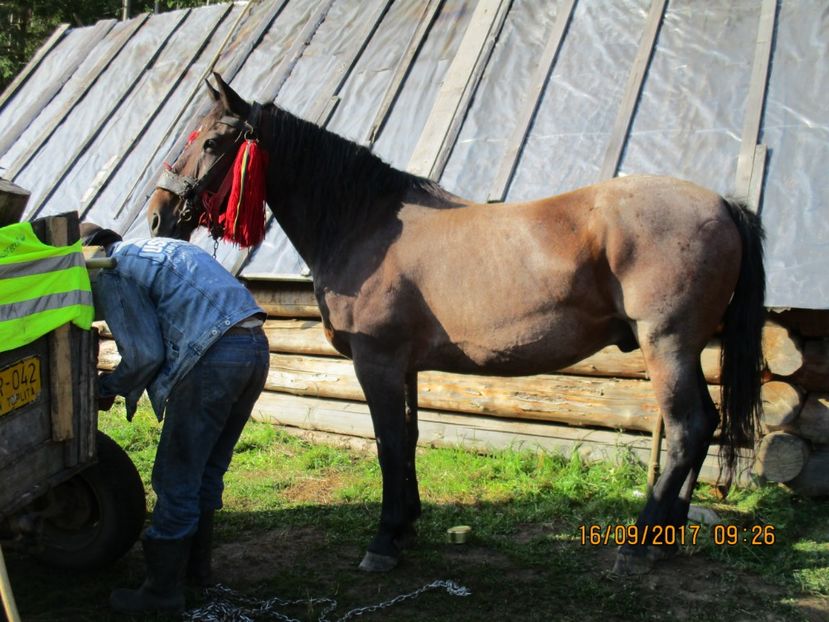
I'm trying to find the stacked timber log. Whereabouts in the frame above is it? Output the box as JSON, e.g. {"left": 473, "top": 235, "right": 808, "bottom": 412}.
{"left": 95, "top": 276, "right": 829, "bottom": 495}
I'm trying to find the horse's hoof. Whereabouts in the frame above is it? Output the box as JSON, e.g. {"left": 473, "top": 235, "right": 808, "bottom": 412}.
{"left": 612, "top": 549, "right": 654, "bottom": 575}
{"left": 358, "top": 551, "right": 399, "bottom": 573}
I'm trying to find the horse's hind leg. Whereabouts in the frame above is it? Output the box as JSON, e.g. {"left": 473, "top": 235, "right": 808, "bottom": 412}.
{"left": 614, "top": 338, "right": 715, "bottom": 575}
{"left": 650, "top": 366, "right": 719, "bottom": 562}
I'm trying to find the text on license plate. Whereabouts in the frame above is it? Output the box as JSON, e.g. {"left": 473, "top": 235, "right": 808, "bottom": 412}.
{"left": 0, "top": 356, "right": 42, "bottom": 417}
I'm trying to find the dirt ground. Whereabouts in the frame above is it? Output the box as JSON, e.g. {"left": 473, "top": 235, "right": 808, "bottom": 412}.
{"left": 191, "top": 523, "right": 829, "bottom": 622}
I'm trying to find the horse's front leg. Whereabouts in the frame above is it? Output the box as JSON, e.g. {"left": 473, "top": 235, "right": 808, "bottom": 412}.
{"left": 352, "top": 352, "right": 412, "bottom": 572}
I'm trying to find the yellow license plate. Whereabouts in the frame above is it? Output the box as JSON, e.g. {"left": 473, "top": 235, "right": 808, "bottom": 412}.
{"left": 0, "top": 356, "right": 42, "bottom": 417}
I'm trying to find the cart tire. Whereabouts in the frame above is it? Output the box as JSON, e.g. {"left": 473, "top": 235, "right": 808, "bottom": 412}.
{"left": 33, "top": 431, "right": 146, "bottom": 570}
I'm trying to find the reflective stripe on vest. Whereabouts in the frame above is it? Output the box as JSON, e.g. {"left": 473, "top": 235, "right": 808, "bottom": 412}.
{"left": 0, "top": 221, "right": 94, "bottom": 352}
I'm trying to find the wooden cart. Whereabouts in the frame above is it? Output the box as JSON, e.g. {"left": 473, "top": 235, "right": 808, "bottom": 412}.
{"left": 0, "top": 192, "right": 145, "bottom": 570}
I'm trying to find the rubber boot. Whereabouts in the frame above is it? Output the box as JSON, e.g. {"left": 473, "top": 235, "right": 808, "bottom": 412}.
{"left": 110, "top": 536, "right": 192, "bottom": 615}
{"left": 187, "top": 509, "right": 215, "bottom": 587}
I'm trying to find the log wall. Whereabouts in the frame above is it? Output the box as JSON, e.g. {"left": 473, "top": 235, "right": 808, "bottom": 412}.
{"left": 96, "top": 278, "right": 829, "bottom": 494}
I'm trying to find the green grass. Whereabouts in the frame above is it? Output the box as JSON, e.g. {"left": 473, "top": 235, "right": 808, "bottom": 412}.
{"left": 4, "top": 398, "right": 828, "bottom": 621}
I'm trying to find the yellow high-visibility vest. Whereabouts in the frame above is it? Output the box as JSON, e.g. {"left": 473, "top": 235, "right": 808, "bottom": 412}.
{"left": 0, "top": 222, "right": 93, "bottom": 352}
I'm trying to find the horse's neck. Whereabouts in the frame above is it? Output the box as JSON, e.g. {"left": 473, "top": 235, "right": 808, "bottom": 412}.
{"left": 262, "top": 109, "right": 421, "bottom": 272}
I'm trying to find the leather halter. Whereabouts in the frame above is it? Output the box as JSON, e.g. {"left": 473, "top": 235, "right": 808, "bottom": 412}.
{"left": 156, "top": 103, "right": 265, "bottom": 231}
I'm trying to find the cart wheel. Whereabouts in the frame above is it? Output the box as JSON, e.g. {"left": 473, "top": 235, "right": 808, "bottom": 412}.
{"left": 32, "top": 431, "right": 146, "bottom": 570}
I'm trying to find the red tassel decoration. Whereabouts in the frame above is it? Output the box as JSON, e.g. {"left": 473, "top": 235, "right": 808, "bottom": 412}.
{"left": 222, "top": 139, "right": 269, "bottom": 248}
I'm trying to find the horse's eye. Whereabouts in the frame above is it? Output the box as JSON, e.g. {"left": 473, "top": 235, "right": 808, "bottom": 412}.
{"left": 203, "top": 139, "right": 218, "bottom": 152}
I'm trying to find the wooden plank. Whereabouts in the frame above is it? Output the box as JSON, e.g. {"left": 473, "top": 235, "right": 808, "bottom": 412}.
{"left": 258, "top": 316, "right": 727, "bottom": 383}
{"left": 252, "top": 391, "right": 754, "bottom": 486}
{"left": 598, "top": 0, "right": 666, "bottom": 180}
{"left": 735, "top": 0, "right": 776, "bottom": 208}
{"left": 307, "top": 0, "right": 394, "bottom": 126}
{"left": 45, "top": 216, "right": 74, "bottom": 442}
{"left": 487, "top": 0, "right": 576, "bottom": 202}
{"left": 258, "top": 0, "right": 339, "bottom": 103}
{"left": 259, "top": 352, "right": 690, "bottom": 433}
{"left": 407, "top": 0, "right": 512, "bottom": 179}
{"left": 365, "top": 0, "right": 445, "bottom": 147}
{"left": 96, "top": 341, "right": 710, "bottom": 433}
{"left": 78, "top": 3, "right": 234, "bottom": 219}
{"left": 747, "top": 142, "right": 767, "bottom": 213}
{"left": 113, "top": 0, "right": 283, "bottom": 223}
{"left": 3, "top": 16, "right": 148, "bottom": 181}
{"left": 0, "top": 23, "right": 70, "bottom": 115}
{"left": 0, "top": 21, "right": 115, "bottom": 157}
{"left": 26, "top": 11, "right": 191, "bottom": 219}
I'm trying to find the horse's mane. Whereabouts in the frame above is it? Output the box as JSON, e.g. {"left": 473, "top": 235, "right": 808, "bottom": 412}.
{"left": 261, "top": 104, "right": 444, "bottom": 258}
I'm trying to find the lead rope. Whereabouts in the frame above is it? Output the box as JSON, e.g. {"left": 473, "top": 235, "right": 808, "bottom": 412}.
{"left": 181, "top": 580, "right": 471, "bottom": 622}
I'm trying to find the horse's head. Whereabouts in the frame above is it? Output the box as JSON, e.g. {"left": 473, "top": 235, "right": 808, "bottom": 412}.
{"left": 147, "top": 73, "right": 260, "bottom": 240}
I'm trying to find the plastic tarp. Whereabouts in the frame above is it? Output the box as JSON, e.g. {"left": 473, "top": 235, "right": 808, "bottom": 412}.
{"left": 0, "top": 0, "right": 826, "bottom": 309}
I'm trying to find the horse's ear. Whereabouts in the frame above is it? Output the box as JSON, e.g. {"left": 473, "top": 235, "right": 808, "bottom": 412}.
{"left": 211, "top": 71, "right": 250, "bottom": 118}
{"left": 205, "top": 78, "right": 220, "bottom": 101}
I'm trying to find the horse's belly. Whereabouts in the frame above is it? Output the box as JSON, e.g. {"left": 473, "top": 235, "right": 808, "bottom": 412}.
{"left": 415, "top": 314, "right": 625, "bottom": 376}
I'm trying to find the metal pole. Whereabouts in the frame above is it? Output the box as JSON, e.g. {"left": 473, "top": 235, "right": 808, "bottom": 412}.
{"left": 122, "top": 0, "right": 132, "bottom": 20}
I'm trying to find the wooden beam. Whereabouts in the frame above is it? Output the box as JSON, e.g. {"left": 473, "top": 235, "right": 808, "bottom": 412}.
{"left": 407, "top": 0, "right": 512, "bottom": 179}
{"left": 2, "top": 18, "right": 136, "bottom": 175}
{"left": 598, "top": 0, "right": 666, "bottom": 180}
{"left": 0, "top": 23, "right": 70, "bottom": 115}
{"left": 487, "top": 0, "right": 576, "bottom": 202}
{"left": 365, "top": 0, "right": 445, "bottom": 147}
{"left": 260, "top": 352, "right": 689, "bottom": 433}
{"left": 252, "top": 391, "right": 754, "bottom": 486}
{"left": 26, "top": 11, "right": 190, "bottom": 219}
{"left": 735, "top": 0, "right": 776, "bottom": 210}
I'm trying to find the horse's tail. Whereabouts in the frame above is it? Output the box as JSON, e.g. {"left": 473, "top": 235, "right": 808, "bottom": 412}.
{"left": 718, "top": 197, "right": 766, "bottom": 488}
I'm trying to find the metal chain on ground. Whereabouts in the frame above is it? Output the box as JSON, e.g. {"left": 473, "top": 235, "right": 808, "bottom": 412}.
{"left": 181, "top": 580, "right": 471, "bottom": 622}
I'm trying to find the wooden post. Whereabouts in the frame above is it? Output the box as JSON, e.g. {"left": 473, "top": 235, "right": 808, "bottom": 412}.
{"left": 647, "top": 413, "right": 663, "bottom": 495}
{"left": 46, "top": 216, "right": 75, "bottom": 442}
{"left": 734, "top": 0, "right": 776, "bottom": 210}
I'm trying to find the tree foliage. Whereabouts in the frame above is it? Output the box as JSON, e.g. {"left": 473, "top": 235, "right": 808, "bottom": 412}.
{"left": 0, "top": 1, "right": 208, "bottom": 90}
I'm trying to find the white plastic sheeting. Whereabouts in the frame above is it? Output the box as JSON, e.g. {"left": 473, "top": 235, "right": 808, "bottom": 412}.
{"left": 0, "top": 0, "right": 826, "bottom": 309}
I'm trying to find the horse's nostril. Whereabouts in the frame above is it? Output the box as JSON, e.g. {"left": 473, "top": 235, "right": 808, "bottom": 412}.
{"left": 151, "top": 213, "right": 160, "bottom": 233}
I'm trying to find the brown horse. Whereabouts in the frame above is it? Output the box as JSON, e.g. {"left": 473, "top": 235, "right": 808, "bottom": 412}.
{"left": 147, "top": 74, "right": 765, "bottom": 575}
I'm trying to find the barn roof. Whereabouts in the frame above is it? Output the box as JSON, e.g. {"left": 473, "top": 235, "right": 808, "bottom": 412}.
{"left": 1, "top": 0, "right": 826, "bottom": 309}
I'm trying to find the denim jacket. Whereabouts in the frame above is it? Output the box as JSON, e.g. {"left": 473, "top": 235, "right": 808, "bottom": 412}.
{"left": 96, "top": 238, "right": 264, "bottom": 420}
